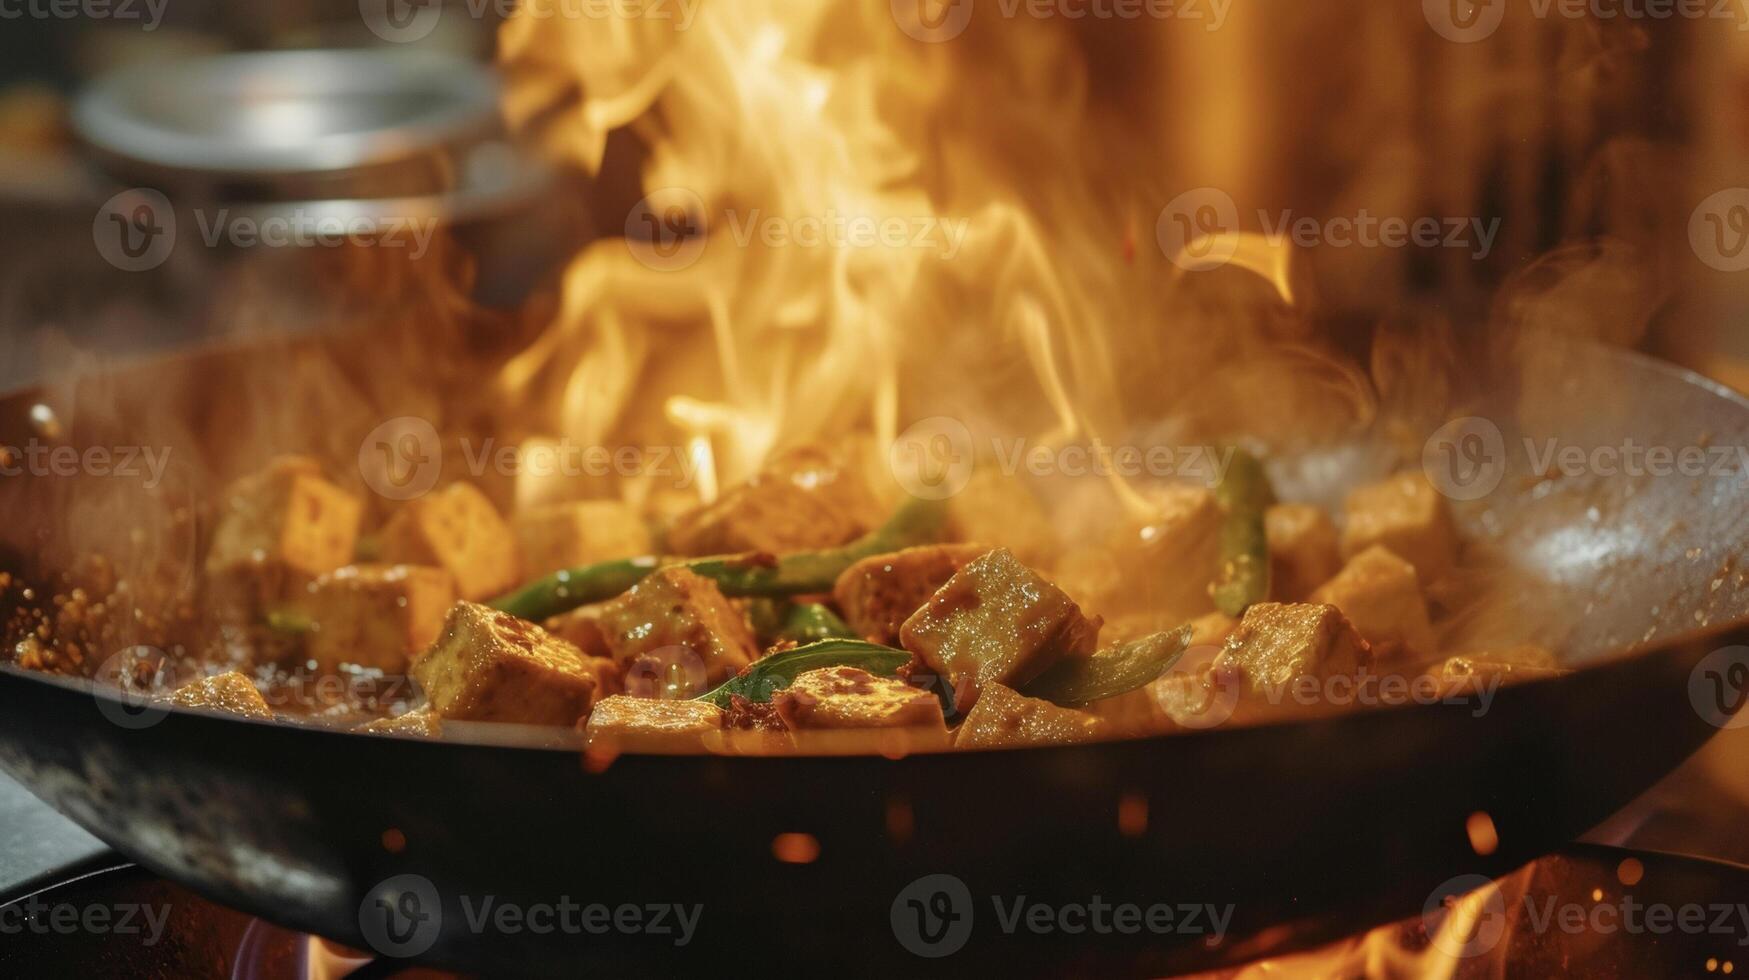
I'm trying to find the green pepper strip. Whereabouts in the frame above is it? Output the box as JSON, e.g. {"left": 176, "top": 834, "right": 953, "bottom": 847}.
{"left": 694, "top": 639, "right": 911, "bottom": 708}
{"left": 488, "top": 497, "right": 948, "bottom": 622}
{"left": 1020, "top": 626, "right": 1192, "bottom": 707}
{"left": 776, "top": 603, "right": 857, "bottom": 643}
{"left": 1209, "top": 448, "right": 1274, "bottom": 617}
{"left": 694, "top": 626, "right": 1193, "bottom": 712}
{"left": 263, "top": 609, "right": 315, "bottom": 635}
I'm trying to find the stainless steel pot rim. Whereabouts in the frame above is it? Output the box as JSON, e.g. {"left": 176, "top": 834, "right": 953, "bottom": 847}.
{"left": 72, "top": 48, "right": 503, "bottom": 178}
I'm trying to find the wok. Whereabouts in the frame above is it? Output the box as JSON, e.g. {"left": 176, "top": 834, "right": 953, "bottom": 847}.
{"left": 0, "top": 332, "right": 1744, "bottom": 976}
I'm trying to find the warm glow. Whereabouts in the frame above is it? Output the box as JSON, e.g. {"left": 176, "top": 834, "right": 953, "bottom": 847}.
{"left": 772, "top": 831, "right": 821, "bottom": 864}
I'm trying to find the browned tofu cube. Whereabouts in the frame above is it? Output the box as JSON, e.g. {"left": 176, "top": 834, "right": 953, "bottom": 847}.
{"left": 1340, "top": 472, "right": 1458, "bottom": 583}
{"left": 773, "top": 667, "right": 950, "bottom": 754}
{"left": 900, "top": 548, "right": 1101, "bottom": 713}
{"left": 543, "top": 604, "right": 612, "bottom": 658}
{"left": 410, "top": 601, "right": 602, "bottom": 726}
{"left": 513, "top": 500, "right": 653, "bottom": 579}
{"left": 293, "top": 564, "right": 455, "bottom": 674}
{"left": 1217, "top": 602, "right": 1366, "bottom": 695}
{"left": 832, "top": 544, "right": 990, "bottom": 645}
{"left": 1309, "top": 546, "right": 1437, "bottom": 658}
{"left": 1266, "top": 503, "right": 1341, "bottom": 600}
{"left": 944, "top": 470, "right": 1056, "bottom": 566}
{"left": 666, "top": 446, "right": 881, "bottom": 556}
{"left": 1055, "top": 485, "right": 1221, "bottom": 622}
{"left": 205, "top": 455, "right": 362, "bottom": 607}
{"left": 168, "top": 671, "right": 272, "bottom": 719}
{"left": 954, "top": 682, "right": 1105, "bottom": 749}
{"left": 592, "top": 567, "right": 759, "bottom": 690}
{"left": 583, "top": 695, "right": 724, "bottom": 754}
{"left": 380, "top": 483, "right": 521, "bottom": 601}
{"left": 359, "top": 708, "right": 443, "bottom": 738}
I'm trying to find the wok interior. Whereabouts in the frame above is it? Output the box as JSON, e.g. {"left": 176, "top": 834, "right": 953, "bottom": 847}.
{"left": 3, "top": 329, "right": 1747, "bottom": 710}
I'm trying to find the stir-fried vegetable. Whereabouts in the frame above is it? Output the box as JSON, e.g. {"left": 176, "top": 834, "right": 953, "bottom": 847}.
{"left": 1210, "top": 448, "right": 1275, "bottom": 617}
{"left": 694, "top": 639, "right": 912, "bottom": 707}
{"left": 1021, "top": 626, "right": 1192, "bottom": 706}
{"left": 489, "top": 498, "right": 949, "bottom": 622}
{"left": 263, "top": 609, "right": 314, "bottom": 634}
{"left": 777, "top": 603, "right": 857, "bottom": 643}
{"left": 695, "top": 625, "right": 1192, "bottom": 712}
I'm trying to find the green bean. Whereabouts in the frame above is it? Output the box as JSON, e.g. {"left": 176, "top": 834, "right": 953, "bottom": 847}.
{"left": 693, "top": 639, "right": 911, "bottom": 707}
{"left": 489, "top": 497, "right": 948, "bottom": 622}
{"left": 1210, "top": 448, "right": 1274, "bottom": 617}
{"left": 1020, "top": 626, "right": 1191, "bottom": 706}
{"left": 263, "top": 609, "right": 315, "bottom": 635}
{"left": 776, "top": 603, "right": 856, "bottom": 643}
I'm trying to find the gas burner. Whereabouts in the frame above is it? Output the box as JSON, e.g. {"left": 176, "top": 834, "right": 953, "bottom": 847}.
{"left": 0, "top": 864, "right": 459, "bottom": 980}
{"left": 3, "top": 847, "right": 1746, "bottom": 977}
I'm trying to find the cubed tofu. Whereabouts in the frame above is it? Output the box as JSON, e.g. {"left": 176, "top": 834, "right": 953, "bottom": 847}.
{"left": 543, "top": 604, "right": 612, "bottom": 658}
{"left": 1309, "top": 546, "right": 1437, "bottom": 658}
{"left": 1266, "top": 504, "right": 1342, "bottom": 600}
{"left": 773, "top": 666, "right": 951, "bottom": 754}
{"left": 900, "top": 548, "right": 1101, "bottom": 713}
{"left": 380, "top": 483, "right": 521, "bottom": 602}
{"left": 832, "top": 544, "right": 990, "bottom": 645}
{"left": 293, "top": 564, "right": 455, "bottom": 674}
{"left": 1216, "top": 602, "right": 1366, "bottom": 695}
{"left": 954, "top": 682, "right": 1105, "bottom": 749}
{"left": 666, "top": 445, "right": 881, "bottom": 556}
{"left": 168, "top": 671, "right": 272, "bottom": 719}
{"left": 583, "top": 694, "right": 724, "bottom": 754}
{"left": 513, "top": 500, "right": 653, "bottom": 579}
{"left": 205, "top": 455, "right": 362, "bottom": 607}
{"left": 592, "top": 567, "right": 759, "bottom": 689}
{"left": 410, "top": 601, "right": 602, "bottom": 726}
{"left": 944, "top": 471, "right": 1056, "bottom": 566}
{"left": 359, "top": 707, "right": 443, "bottom": 738}
{"left": 1427, "top": 653, "right": 1564, "bottom": 698}
{"left": 1056, "top": 485, "right": 1221, "bottom": 622}
{"left": 1340, "top": 472, "right": 1458, "bottom": 582}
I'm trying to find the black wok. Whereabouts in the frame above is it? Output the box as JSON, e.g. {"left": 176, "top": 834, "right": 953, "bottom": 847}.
{"left": 0, "top": 333, "right": 1744, "bottom": 976}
